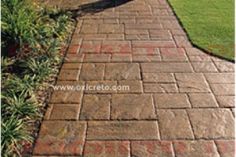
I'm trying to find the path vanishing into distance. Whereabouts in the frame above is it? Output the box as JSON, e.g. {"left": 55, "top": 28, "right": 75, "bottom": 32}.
{"left": 34, "top": 0, "right": 235, "bottom": 156}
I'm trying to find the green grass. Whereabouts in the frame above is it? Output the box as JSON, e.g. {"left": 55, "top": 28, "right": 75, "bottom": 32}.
{"left": 168, "top": 0, "right": 234, "bottom": 60}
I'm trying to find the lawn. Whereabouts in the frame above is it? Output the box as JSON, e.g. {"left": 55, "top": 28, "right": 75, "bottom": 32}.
{"left": 168, "top": 0, "right": 234, "bottom": 60}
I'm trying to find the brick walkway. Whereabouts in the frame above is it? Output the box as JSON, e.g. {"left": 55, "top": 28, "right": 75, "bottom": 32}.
{"left": 34, "top": 0, "right": 235, "bottom": 156}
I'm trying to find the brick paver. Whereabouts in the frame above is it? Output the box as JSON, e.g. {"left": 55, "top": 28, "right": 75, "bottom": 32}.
{"left": 131, "top": 141, "right": 174, "bottom": 157}
{"left": 35, "top": 0, "right": 235, "bottom": 156}
{"left": 84, "top": 141, "right": 130, "bottom": 157}
{"left": 173, "top": 140, "right": 220, "bottom": 157}
{"left": 157, "top": 110, "right": 194, "bottom": 139}
{"left": 111, "top": 94, "right": 156, "bottom": 119}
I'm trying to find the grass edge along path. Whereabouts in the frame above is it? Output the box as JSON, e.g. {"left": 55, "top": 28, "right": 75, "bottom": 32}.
{"left": 168, "top": 0, "right": 234, "bottom": 61}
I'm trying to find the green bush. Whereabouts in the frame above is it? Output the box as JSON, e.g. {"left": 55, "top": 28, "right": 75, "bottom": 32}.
{"left": 1, "top": 117, "right": 32, "bottom": 156}
{"left": 18, "top": 56, "right": 54, "bottom": 82}
{"left": 2, "top": 93, "right": 38, "bottom": 120}
{"left": 1, "top": 0, "right": 74, "bottom": 156}
{"left": 1, "top": 0, "right": 39, "bottom": 55}
{"left": 1, "top": 0, "right": 72, "bottom": 56}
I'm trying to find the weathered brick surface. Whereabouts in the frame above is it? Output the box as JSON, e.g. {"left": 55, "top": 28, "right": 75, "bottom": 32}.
{"left": 81, "top": 34, "right": 106, "bottom": 40}
{"left": 83, "top": 54, "right": 111, "bottom": 63}
{"left": 98, "top": 24, "right": 124, "bottom": 34}
{"left": 188, "top": 94, "right": 218, "bottom": 108}
{"left": 144, "top": 83, "right": 178, "bottom": 93}
{"left": 87, "top": 121, "right": 160, "bottom": 140}
{"left": 35, "top": 0, "right": 235, "bottom": 155}
{"left": 188, "top": 109, "right": 235, "bottom": 139}
{"left": 103, "top": 19, "right": 119, "bottom": 24}
{"left": 132, "top": 48, "right": 160, "bottom": 55}
{"left": 80, "top": 63, "right": 105, "bottom": 80}
{"left": 111, "top": 94, "right": 156, "bottom": 119}
{"left": 80, "top": 25, "right": 98, "bottom": 34}
{"left": 132, "top": 41, "right": 176, "bottom": 48}
{"left": 67, "top": 45, "right": 81, "bottom": 54}
{"left": 135, "top": 18, "right": 158, "bottom": 24}
{"left": 84, "top": 141, "right": 130, "bottom": 157}
{"left": 111, "top": 54, "right": 132, "bottom": 62}
{"left": 80, "top": 94, "right": 111, "bottom": 120}
{"left": 132, "top": 55, "right": 161, "bottom": 62}
{"left": 162, "top": 20, "right": 182, "bottom": 29}
{"left": 50, "top": 81, "right": 84, "bottom": 104}
{"left": 149, "top": 30, "right": 172, "bottom": 40}
{"left": 160, "top": 48, "right": 188, "bottom": 61}
{"left": 70, "top": 36, "right": 82, "bottom": 45}
{"left": 143, "top": 73, "right": 175, "bottom": 83}
{"left": 188, "top": 55, "right": 212, "bottom": 61}
{"left": 141, "top": 63, "right": 193, "bottom": 73}
{"left": 174, "top": 36, "right": 192, "bottom": 48}
{"left": 62, "top": 63, "right": 82, "bottom": 69}
{"left": 131, "top": 141, "right": 174, "bottom": 157}
{"left": 173, "top": 141, "right": 220, "bottom": 157}
{"left": 105, "top": 63, "right": 141, "bottom": 80}
{"left": 126, "top": 24, "right": 162, "bottom": 29}
{"left": 185, "top": 48, "right": 207, "bottom": 56}
{"left": 210, "top": 84, "right": 235, "bottom": 95}
{"left": 192, "top": 62, "right": 218, "bottom": 72}
{"left": 216, "top": 96, "right": 235, "bottom": 108}
{"left": 80, "top": 41, "right": 102, "bottom": 53}
{"left": 49, "top": 104, "right": 80, "bottom": 120}
{"left": 64, "top": 54, "right": 84, "bottom": 63}
{"left": 117, "top": 81, "right": 143, "bottom": 93}
{"left": 101, "top": 41, "right": 132, "bottom": 53}
{"left": 205, "top": 73, "right": 234, "bottom": 83}
{"left": 175, "top": 73, "right": 211, "bottom": 93}
{"left": 215, "top": 140, "right": 235, "bottom": 157}
{"left": 107, "top": 34, "right": 125, "bottom": 40}
{"left": 34, "top": 121, "right": 86, "bottom": 155}
{"left": 125, "top": 29, "right": 149, "bottom": 35}
{"left": 85, "top": 81, "right": 117, "bottom": 94}
{"left": 171, "top": 29, "right": 186, "bottom": 36}
{"left": 126, "top": 34, "right": 149, "bottom": 40}
{"left": 154, "top": 94, "right": 190, "bottom": 108}
{"left": 157, "top": 110, "right": 194, "bottom": 139}
{"left": 214, "top": 61, "right": 234, "bottom": 72}
{"left": 50, "top": 90, "right": 83, "bottom": 104}
{"left": 82, "top": 19, "right": 103, "bottom": 24}
{"left": 58, "top": 69, "right": 80, "bottom": 81}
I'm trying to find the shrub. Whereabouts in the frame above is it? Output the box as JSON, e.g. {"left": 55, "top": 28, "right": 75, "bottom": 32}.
{"left": 1, "top": 0, "right": 74, "bottom": 156}
{"left": 1, "top": 0, "right": 73, "bottom": 57}
{"left": 1, "top": 0, "right": 39, "bottom": 56}
{"left": 1, "top": 117, "right": 32, "bottom": 156}
{"left": 18, "top": 56, "right": 54, "bottom": 83}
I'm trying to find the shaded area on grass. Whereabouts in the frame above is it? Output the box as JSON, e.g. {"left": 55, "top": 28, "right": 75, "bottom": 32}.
{"left": 168, "top": 0, "right": 234, "bottom": 60}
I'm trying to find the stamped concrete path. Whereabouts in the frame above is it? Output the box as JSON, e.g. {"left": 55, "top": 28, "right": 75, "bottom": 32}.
{"left": 34, "top": 0, "right": 235, "bottom": 156}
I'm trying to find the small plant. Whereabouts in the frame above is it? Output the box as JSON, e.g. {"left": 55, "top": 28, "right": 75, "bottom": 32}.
{"left": 1, "top": 57, "right": 15, "bottom": 73}
{"left": 1, "top": 0, "right": 73, "bottom": 57}
{"left": 1, "top": 117, "right": 32, "bottom": 156}
{"left": 3, "top": 75, "right": 36, "bottom": 96}
{"left": 1, "top": 0, "right": 74, "bottom": 156}
{"left": 2, "top": 93, "right": 38, "bottom": 120}
{"left": 1, "top": 0, "right": 39, "bottom": 56}
{"left": 18, "top": 56, "right": 54, "bottom": 82}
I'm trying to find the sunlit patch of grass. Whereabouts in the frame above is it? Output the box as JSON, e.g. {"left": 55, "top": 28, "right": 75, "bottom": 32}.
{"left": 169, "top": 0, "right": 234, "bottom": 60}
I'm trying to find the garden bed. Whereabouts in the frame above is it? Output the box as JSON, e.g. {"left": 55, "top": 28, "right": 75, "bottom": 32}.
{"left": 1, "top": 0, "right": 75, "bottom": 156}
